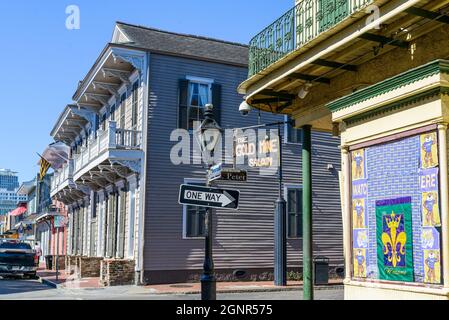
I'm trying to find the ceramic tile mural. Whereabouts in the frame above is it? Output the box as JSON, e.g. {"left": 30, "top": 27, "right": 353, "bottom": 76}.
{"left": 351, "top": 131, "right": 442, "bottom": 284}
{"left": 351, "top": 148, "right": 369, "bottom": 279}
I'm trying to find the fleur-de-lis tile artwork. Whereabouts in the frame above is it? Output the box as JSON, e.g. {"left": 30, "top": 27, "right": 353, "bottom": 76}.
{"left": 381, "top": 211, "right": 407, "bottom": 268}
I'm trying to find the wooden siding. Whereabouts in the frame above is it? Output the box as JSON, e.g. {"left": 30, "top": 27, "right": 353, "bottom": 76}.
{"left": 144, "top": 53, "right": 343, "bottom": 272}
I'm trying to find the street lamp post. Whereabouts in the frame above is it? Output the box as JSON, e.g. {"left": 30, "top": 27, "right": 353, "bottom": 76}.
{"left": 274, "top": 123, "right": 287, "bottom": 286}
{"left": 195, "top": 103, "right": 223, "bottom": 301}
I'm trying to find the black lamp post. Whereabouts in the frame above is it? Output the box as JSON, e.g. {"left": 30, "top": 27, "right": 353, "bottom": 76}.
{"left": 194, "top": 103, "right": 223, "bottom": 301}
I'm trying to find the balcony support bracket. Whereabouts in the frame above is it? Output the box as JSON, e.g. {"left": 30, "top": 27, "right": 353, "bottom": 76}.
{"left": 110, "top": 160, "right": 141, "bottom": 174}
{"left": 358, "top": 33, "right": 409, "bottom": 49}
{"left": 405, "top": 7, "right": 449, "bottom": 24}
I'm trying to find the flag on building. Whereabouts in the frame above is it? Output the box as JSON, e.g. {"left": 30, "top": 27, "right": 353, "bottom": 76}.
{"left": 38, "top": 156, "right": 51, "bottom": 181}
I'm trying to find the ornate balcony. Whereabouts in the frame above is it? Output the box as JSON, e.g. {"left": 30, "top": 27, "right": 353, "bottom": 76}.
{"left": 72, "top": 121, "right": 143, "bottom": 190}
{"left": 248, "top": 0, "right": 374, "bottom": 77}
{"left": 51, "top": 121, "right": 143, "bottom": 205}
{"left": 51, "top": 160, "right": 74, "bottom": 197}
{"left": 239, "top": 0, "right": 449, "bottom": 132}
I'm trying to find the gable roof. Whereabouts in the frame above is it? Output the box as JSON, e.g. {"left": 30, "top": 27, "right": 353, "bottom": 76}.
{"left": 114, "top": 21, "right": 248, "bottom": 67}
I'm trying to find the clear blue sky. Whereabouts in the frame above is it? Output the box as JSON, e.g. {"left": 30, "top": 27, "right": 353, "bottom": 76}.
{"left": 0, "top": 0, "right": 292, "bottom": 183}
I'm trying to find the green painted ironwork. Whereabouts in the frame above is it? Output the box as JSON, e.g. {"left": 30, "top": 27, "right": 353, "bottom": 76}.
{"left": 248, "top": 0, "right": 374, "bottom": 77}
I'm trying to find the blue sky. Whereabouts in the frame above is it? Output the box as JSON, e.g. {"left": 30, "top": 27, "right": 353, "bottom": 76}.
{"left": 0, "top": 0, "right": 292, "bottom": 183}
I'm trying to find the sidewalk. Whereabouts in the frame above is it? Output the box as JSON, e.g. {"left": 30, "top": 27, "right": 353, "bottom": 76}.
{"left": 37, "top": 263, "right": 343, "bottom": 294}
{"left": 144, "top": 279, "right": 343, "bottom": 295}
{"left": 37, "top": 263, "right": 101, "bottom": 289}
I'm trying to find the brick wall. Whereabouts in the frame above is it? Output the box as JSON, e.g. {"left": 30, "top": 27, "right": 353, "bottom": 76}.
{"left": 51, "top": 255, "right": 66, "bottom": 271}
{"left": 79, "top": 257, "right": 103, "bottom": 278}
{"left": 65, "top": 255, "right": 80, "bottom": 276}
{"left": 100, "top": 259, "right": 135, "bottom": 286}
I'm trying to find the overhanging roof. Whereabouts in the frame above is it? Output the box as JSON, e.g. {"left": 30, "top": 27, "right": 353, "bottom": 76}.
{"left": 238, "top": 0, "right": 449, "bottom": 117}
{"left": 50, "top": 105, "right": 92, "bottom": 145}
{"left": 115, "top": 22, "right": 248, "bottom": 67}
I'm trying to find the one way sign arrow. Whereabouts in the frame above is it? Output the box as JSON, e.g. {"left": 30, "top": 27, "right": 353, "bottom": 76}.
{"left": 178, "top": 185, "right": 240, "bottom": 210}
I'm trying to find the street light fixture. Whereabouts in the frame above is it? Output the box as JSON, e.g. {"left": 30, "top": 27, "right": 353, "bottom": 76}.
{"left": 195, "top": 103, "right": 223, "bottom": 301}
{"left": 195, "top": 104, "right": 223, "bottom": 166}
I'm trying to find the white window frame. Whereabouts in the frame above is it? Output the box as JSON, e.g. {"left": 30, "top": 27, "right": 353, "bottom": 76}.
{"left": 284, "top": 184, "right": 303, "bottom": 239}
{"left": 182, "top": 178, "right": 206, "bottom": 240}
{"left": 184, "top": 76, "right": 214, "bottom": 132}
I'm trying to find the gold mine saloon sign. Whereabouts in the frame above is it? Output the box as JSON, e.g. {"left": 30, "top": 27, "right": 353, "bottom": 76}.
{"left": 234, "top": 133, "right": 279, "bottom": 169}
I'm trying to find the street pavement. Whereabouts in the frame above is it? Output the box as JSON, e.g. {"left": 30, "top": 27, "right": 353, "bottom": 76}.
{"left": 0, "top": 278, "right": 343, "bottom": 300}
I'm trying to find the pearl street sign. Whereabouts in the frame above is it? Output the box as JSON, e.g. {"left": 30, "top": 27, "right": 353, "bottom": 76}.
{"left": 221, "top": 169, "right": 247, "bottom": 182}
{"left": 178, "top": 184, "right": 240, "bottom": 210}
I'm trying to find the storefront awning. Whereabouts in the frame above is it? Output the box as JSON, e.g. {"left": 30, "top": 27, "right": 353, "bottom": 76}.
{"left": 9, "top": 204, "right": 27, "bottom": 217}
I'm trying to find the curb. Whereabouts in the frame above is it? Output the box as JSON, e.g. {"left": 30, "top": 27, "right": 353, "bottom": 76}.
{"left": 38, "top": 276, "right": 61, "bottom": 289}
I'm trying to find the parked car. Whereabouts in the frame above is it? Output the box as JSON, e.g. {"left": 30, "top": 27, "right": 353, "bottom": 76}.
{"left": 0, "top": 240, "right": 38, "bottom": 279}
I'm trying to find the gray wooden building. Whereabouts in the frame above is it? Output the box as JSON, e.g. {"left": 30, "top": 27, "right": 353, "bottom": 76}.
{"left": 51, "top": 22, "right": 343, "bottom": 285}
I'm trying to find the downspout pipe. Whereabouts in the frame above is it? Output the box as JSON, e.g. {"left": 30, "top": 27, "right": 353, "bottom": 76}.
{"left": 137, "top": 51, "right": 150, "bottom": 285}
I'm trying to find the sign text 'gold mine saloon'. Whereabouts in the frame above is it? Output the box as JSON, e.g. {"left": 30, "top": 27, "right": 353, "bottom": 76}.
{"left": 234, "top": 132, "right": 279, "bottom": 169}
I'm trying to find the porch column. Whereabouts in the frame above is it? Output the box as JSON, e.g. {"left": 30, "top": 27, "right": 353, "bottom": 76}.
{"left": 302, "top": 125, "right": 313, "bottom": 300}
{"left": 437, "top": 123, "right": 449, "bottom": 288}
{"left": 341, "top": 146, "right": 352, "bottom": 282}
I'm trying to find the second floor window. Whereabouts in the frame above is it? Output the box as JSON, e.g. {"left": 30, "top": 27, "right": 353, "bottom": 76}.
{"left": 101, "top": 113, "right": 107, "bottom": 131}
{"left": 132, "top": 81, "right": 139, "bottom": 129}
{"left": 119, "top": 93, "right": 127, "bottom": 129}
{"left": 110, "top": 104, "right": 116, "bottom": 122}
{"left": 178, "top": 78, "right": 221, "bottom": 131}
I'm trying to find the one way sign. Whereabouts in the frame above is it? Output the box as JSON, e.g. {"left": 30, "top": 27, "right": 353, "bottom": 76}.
{"left": 178, "top": 184, "right": 240, "bottom": 210}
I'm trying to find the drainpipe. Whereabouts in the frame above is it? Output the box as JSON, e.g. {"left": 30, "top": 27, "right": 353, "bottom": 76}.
{"left": 137, "top": 52, "right": 150, "bottom": 285}
{"left": 302, "top": 125, "right": 313, "bottom": 300}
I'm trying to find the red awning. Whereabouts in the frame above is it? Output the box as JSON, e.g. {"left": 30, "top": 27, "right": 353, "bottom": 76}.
{"left": 10, "top": 205, "right": 27, "bottom": 217}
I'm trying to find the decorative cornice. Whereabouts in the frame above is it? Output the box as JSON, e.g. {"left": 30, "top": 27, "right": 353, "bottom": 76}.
{"left": 111, "top": 160, "right": 141, "bottom": 174}
{"left": 345, "top": 87, "right": 449, "bottom": 126}
{"left": 102, "top": 68, "right": 131, "bottom": 85}
{"left": 92, "top": 81, "right": 120, "bottom": 98}
{"left": 70, "top": 107, "right": 96, "bottom": 124}
{"left": 112, "top": 52, "right": 144, "bottom": 73}
{"left": 327, "top": 59, "right": 449, "bottom": 113}
{"left": 84, "top": 93, "right": 110, "bottom": 106}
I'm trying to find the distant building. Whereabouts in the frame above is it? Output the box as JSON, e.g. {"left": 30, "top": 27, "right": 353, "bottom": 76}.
{"left": 0, "top": 169, "right": 27, "bottom": 216}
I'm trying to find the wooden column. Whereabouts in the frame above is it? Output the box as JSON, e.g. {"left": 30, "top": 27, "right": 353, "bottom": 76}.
{"left": 438, "top": 123, "right": 449, "bottom": 288}
{"left": 341, "top": 146, "right": 352, "bottom": 282}
{"left": 302, "top": 125, "right": 313, "bottom": 300}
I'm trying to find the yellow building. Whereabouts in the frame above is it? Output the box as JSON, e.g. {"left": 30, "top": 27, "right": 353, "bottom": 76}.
{"left": 238, "top": 0, "right": 449, "bottom": 299}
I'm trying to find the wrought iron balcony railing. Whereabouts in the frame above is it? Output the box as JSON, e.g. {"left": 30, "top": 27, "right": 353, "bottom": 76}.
{"left": 51, "top": 159, "right": 74, "bottom": 194}
{"left": 248, "top": 0, "right": 374, "bottom": 77}
{"left": 73, "top": 121, "right": 142, "bottom": 175}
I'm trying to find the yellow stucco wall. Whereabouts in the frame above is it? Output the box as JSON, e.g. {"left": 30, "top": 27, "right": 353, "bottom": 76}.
{"left": 334, "top": 66, "right": 449, "bottom": 300}
{"left": 345, "top": 282, "right": 449, "bottom": 300}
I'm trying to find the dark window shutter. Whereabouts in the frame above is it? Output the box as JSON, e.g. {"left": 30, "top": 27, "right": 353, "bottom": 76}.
{"left": 94, "top": 114, "right": 99, "bottom": 136}
{"left": 178, "top": 79, "right": 189, "bottom": 129}
{"left": 118, "top": 187, "right": 126, "bottom": 259}
{"left": 211, "top": 83, "right": 222, "bottom": 125}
